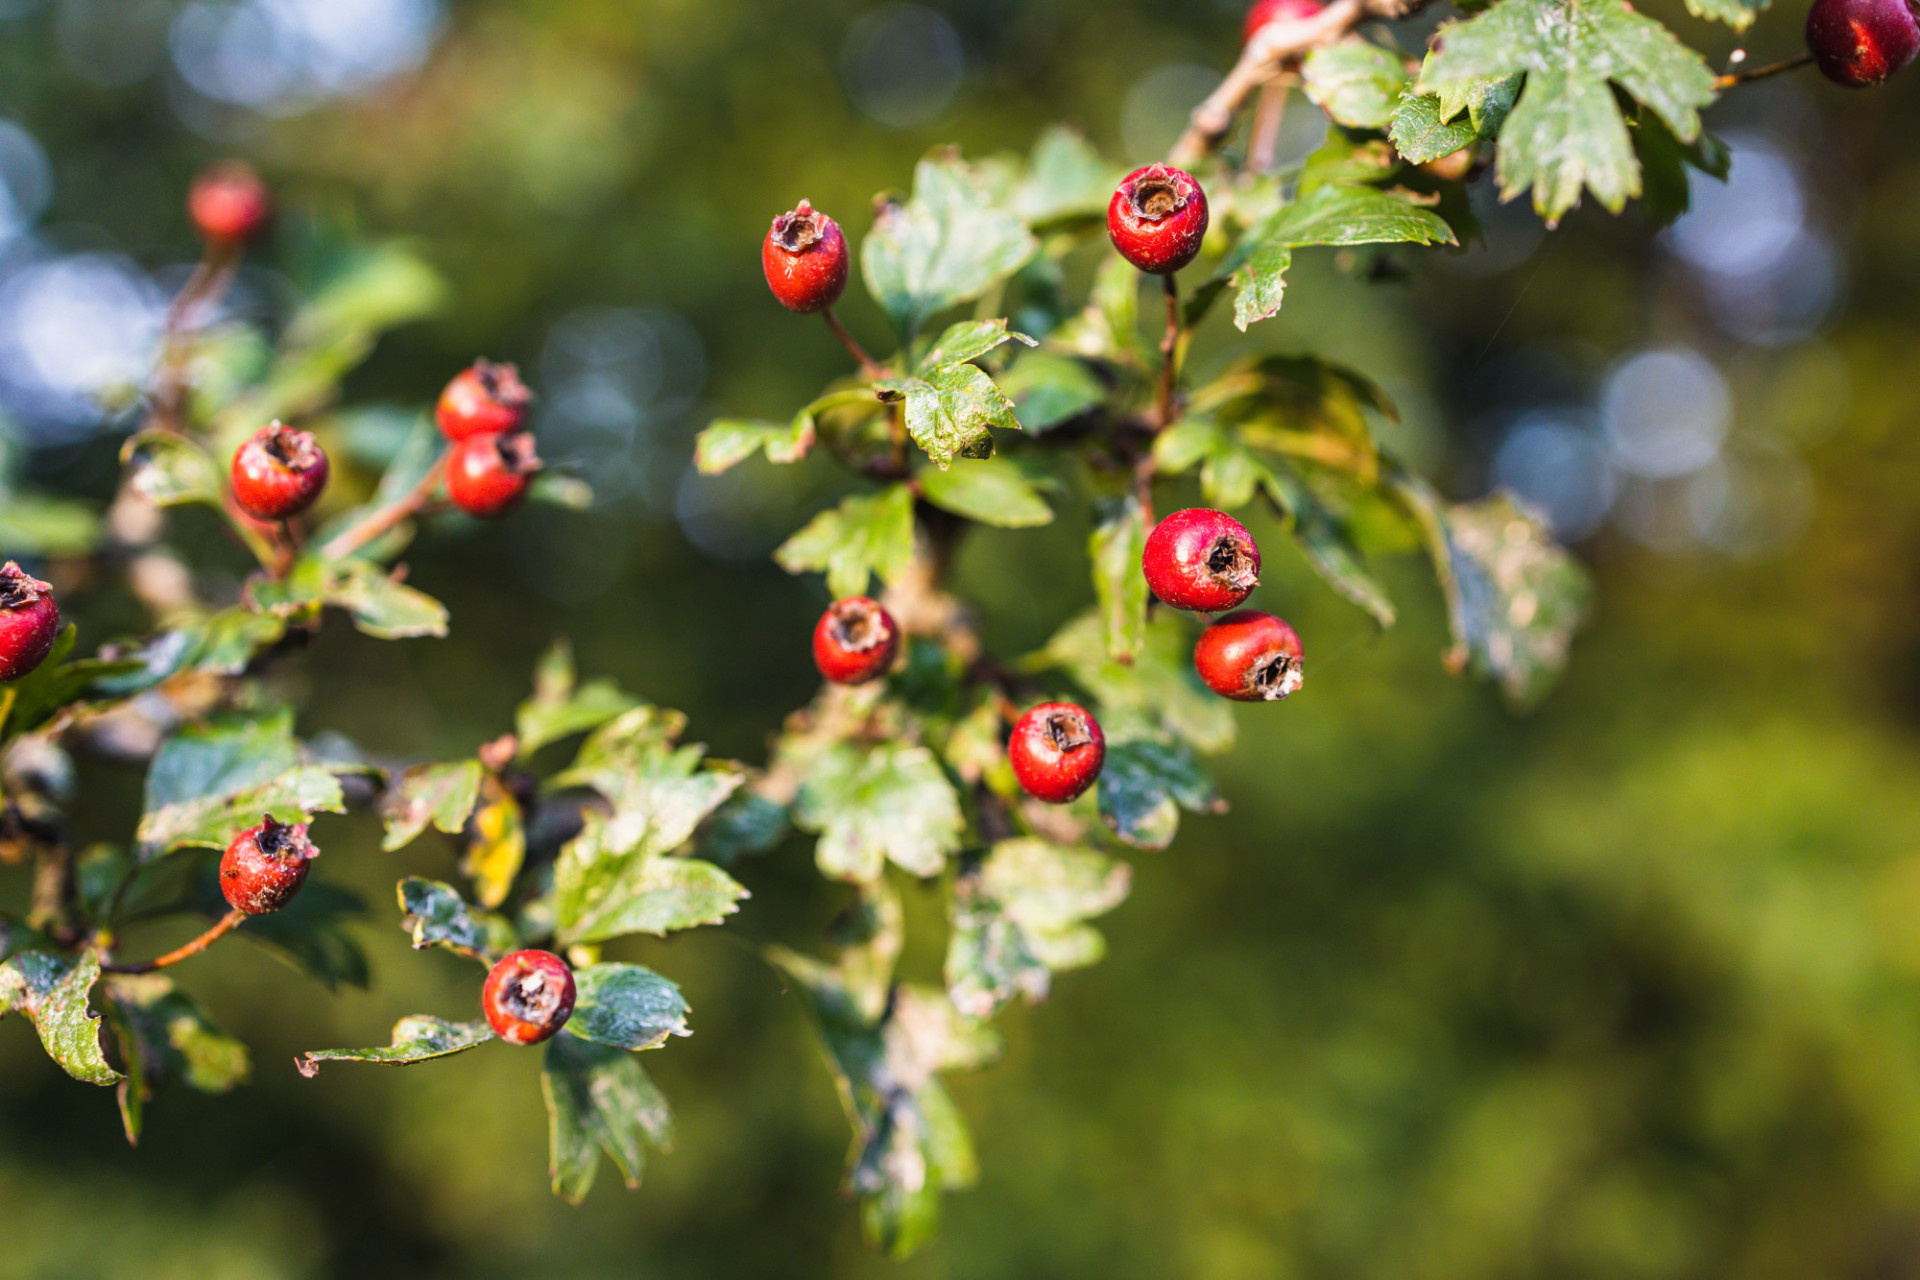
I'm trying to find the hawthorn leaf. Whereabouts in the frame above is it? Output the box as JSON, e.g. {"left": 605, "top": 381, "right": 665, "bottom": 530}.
{"left": 946, "top": 840, "right": 1131, "bottom": 1019}
{"left": 121, "top": 430, "right": 224, "bottom": 508}
{"left": 775, "top": 485, "right": 917, "bottom": 599}
{"left": 396, "top": 877, "right": 513, "bottom": 960}
{"left": 918, "top": 456, "right": 1053, "bottom": 528}
{"left": 569, "top": 963, "right": 691, "bottom": 1051}
{"left": 137, "top": 765, "right": 344, "bottom": 857}
{"left": 1390, "top": 65, "right": 1520, "bottom": 164}
{"left": 862, "top": 152, "right": 1039, "bottom": 341}
{"left": 1015, "top": 125, "right": 1118, "bottom": 225}
{"left": 1302, "top": 41, "right": 1411, "bottom": 130}
{"left": 516, "top": 638, "right": 640, "bottom": 756}
{"left": 0, "top": 950, "right": 120, "bottom": 1085}
{"left": 1097, "top": 736, "right": 1227, "bottom": 851}
{"left": 104, "top": 974, "right": 249, "bottom": 1102}
{"left": 794, "top": 742, "right": 966, "bottom": 883}
{"left": 1089, "top": 495, "right": 1149, "bottom": 664}
{"left": 297, "top": 1015, "right": 494, "bottom": 1076}
{"left": 996, "top": 352, "right": 1106, "bottom": 434}
{"left": 876, "top": 362, "right": 1023, "bottom": 470}
{"left": 543, "top": 1031, "right": 674, "bottom": 1203}
{"left": 380, "top": 760, "right": 483, "bottom": 852}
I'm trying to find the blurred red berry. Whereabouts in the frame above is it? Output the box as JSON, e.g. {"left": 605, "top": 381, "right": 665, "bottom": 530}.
{"left": 231, "top": 422, "right": 328, "bottom": 521}
{"left": 188, "top": 162, "right": 273, "bottom": 245}
{"left": 436, "top": 360, "right": 533, "bottom": 442}
{"left": 763, "top": 200, "right": 850, "bottom": 314}
{"left": 0, "top": 562, "right": 60, "bottom": 682}
{"left": 1009, "top": 702, "right": 1107, "bottom": 804}
{"left": 1108, "top": 165, "right": 1210, "bottom": 275}
{"left": 813, "top": 597, "right": 901, "bottom": 685}
{"left": 1244, "top": 0, "right": 1327, "bottom": 43}
{"left": 447, "top": 432, "right": 540, "bottom": 518}
{"left": 483, "top": 950, "right": 577, "bottom": 1045}
{"left": 1194, "top": 610, "right": 1304, "bottom": 702}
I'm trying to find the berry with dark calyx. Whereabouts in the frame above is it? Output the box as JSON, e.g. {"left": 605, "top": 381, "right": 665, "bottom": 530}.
{"left": 482, "top": 950, "right": 577, "bottom": 1046}
{"left": 1194, "top": 610, "right": 1304, "bottom": 702}
{"left": 763, "top": 200, "right": 850, "bottom": 314}
{"left": 436, "top": 359, "right": 533, "bottom": 441}
{"left": 0, "top": 562, "right": 60, "bottom": 682}
{"left": 813, "top": 597, "right": 901, "bottom": 685}
{"left": 1243, "top": 0, "right": 1326, "bottom": 43}
{"left": 447, "top": 432, "right": 541, "bottom": 518}
{"left": 231, "top": 421, "right": 329, "bottom": 521}
{"left": 188, "top": 161, "right": 273, "bottom": 246}
{"left": 1806, "top": 0, "right": 1920, "bottom": 86}
{"left": 1008, "top": 702, "right": 1107, "bottom": 805}
{"left": 1142, "top": 507, "right": 1261, "bottom": 613}
{"left": 1108, "top": 165, "right": 1210, "bottom": 276}
{"left": 219, "top": 815, "right": 318, "bottom": 914}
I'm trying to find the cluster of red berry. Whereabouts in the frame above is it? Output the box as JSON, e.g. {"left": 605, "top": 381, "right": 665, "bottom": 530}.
{"left": 761, "top": 154, "right": 1304, "bottom": 814}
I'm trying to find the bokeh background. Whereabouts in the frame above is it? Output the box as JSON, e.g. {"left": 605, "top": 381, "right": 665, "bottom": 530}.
{"left": 5, "top": 0, "right": 1920, "bottom": 1276}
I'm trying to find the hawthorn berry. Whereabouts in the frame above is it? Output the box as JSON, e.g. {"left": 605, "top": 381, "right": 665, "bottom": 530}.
{"left": 1194, "top": 610, "right": 1304, "bottom": 702}
{"left": 231, "top": 422, "right": 329, "bottom": 521}
{"left": 482, "top": 950, "right": 577, "bottom": 1046}
{"left": 1142, "top": 508, "right": 1261, "bottom": 613}
{"left": 1108, "top": 165, "right": 1210, "bottom": 276}
{"left": 1243, "top": 0, "right": 1326, "bottom": 43}
{"left": 447, "top": 432, "right": 541, "bottom": 518}
{"left": 1806, "top": 0, "right": 1920, "bottom": 86}
{"left": 187, "top": 162, "right": 272, "bottom": 246}
{"left": 763, "top": 200, "right": 850, "bottom": 314}
{"left": 436, "top": 360, "right": 533, "bottom": 441}
{"left": 1009, "top": 702, "right": 1106, "bottom": 805}
{"left": 813, "top": 597, "right": 901, "bottom": 685}
{"left": 219, "top": 815, "right": 318, "bottom": 914}
{"left": 0, "top": 562, "right": 60, "bottom": 682}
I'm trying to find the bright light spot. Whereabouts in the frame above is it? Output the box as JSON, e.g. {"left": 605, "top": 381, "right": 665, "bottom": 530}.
{"left": 1600, "top": 347, "right": 1730, "bottom": 479}
{"left": 1666, "top": 136, "right": 1805, "bottom": 279}
{"left": 1702, "top": 228, "right": 1841, "bottom": 347}
{"left": 841, "top": 5, "right": 964, "bottom": 130}
{"left": 0, "top": 253, "right": 165, "bottom": 435}
{"left": 170, "top": 0, "right": 441, "bottom": 112}
{"left": 0, "top": 121, "right": 52, "bottom": 244}
{"left": 1686, "top": 444, "right": 1814, "bottom": 560}
{"left": 1492, "top": 412, "right": 1616, "bottom": 540}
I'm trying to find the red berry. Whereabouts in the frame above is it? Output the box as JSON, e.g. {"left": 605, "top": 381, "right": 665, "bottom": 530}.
{"left": 813, "top": 597, "right": 901, "bottom": 685}
{"left": 1108, "top": 166, "right": 1210, "bottom": 276}
{"left": 482, "top": 950, "right": 577, "bottom": 1046}
{"left": 1142, "top": 508, "right": 1260, "bottom": 613}
{"left": 1008, "top": 702, "right": 1106, "bottom": 805}
{"left": 219, "top": 815, "right": 318, "bottom": 914}
{"left": 436, "top": 360, "right": 533, "bottom": 442}
{"left": 1194, "top": 610, "right": 1304, "bottom": 702}
{"left": 1806, "top": 0, "right": 1920, "bottom": 85}
{"left": 0, "top": 562, "right": 60, "bottom": 682}
{"left": 1244, "top": 0, "right": 1326, "bottom": 42}
{"left": 447, "top": 432, "right": 541, "bottom": 519}
{"left": 231, "top": 422, "right": 328, "bottom": 521}
{"left": 763, "top": 200, "right": 850, "bottom": 314}
{"left": 188, "top": 162, "right": 272, "bottom": 245}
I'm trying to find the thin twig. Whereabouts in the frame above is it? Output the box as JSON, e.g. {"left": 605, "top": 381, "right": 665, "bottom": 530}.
{"left": 1169, "top": 0, "right": 1367, "bottom": 167}
{"left": 1155, "top": 272, "right": 1182, "bottom": 429}
{"left": 822, "top": 307, "right": 886, "bottom": 381}
{"left": 102, "top": 909, "right": 246, "bottom": 975}
{"left": 319, "top": 456, "right": 448, "bottom": 562}
{"left": 1715, "top": 51, "right": 1813, "bottom": 89}
{"left": 1248, "top": 77, "right": 1292, "bottom": 174}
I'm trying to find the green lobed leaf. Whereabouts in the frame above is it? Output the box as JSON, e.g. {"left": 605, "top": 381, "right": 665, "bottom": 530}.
{"left": 143, "top": 708, "right": 300, "bottom": 813}
{"left": 877, "top": 362, "right": 1024, "bottom": 471}
{"left": 121, "top": 430, "right": 224, "bottom": 508}
{"left": 557, "top": 820, "right": 750, "bottom": 943}
{"left": 1301, "top": 41, "right": 1412, "bottom": 130}
{"left": 1390, "top": 64, "right": 1521, "bottom": 164}
{"left": 1088, "top": 495, "right": 1149, "bottom": 664}
{"left": 918, "top": 456, "right": 1053, "bottom": 528}
{"left": 915, "top": 319, "right": 1037, "bottom": 372}
{"left": 946, "top": 839, "right": 1131, "bottom": 1019}
{"left": 1097, "top": 735, "right": 1228, "bottom": 851}
{"left": 793, "top": 742, "right": 966, "bottom": 883}
{"left": 137, "top": 765, "right": 344, "bottom": 857}
{"left": 1033, "top": 611, "right": 1236, "bottom": 756}
{"left": 1014, "top": 125, "right": 1119, "bottom": 225}
{"left": 324, "top": 560, "right": 449, "bottom": 639}
{"left": 861, "top": 151, "right": 1040, "bottom": 341}
{"left": 0, "top": 627, "right": 148, "bottom": 736}
{"left": 515, "top": 638, "right": 641, "bottom": 757}
{"left": 104, "top": 974, "right": 250, "bottom": 1111}
{"left": 396, "top": 877, "right": 513, "bottom": 959}
{"left": 297, "top": 1015, "right": 494, "bottom": 1076}
{"left": 774, "top": 485, "right": 917, "bottom": 599}
{"left": 691, "top": 789, "right": 791, "bottom": 865}
{"left": 569, "top": 963, "right": 690, "bottom": 1051}
{"left": 0, "top": 950, "right": 121, "bottom": 1085}
{"left": 543, "top": 1032, "right": 674, "bottom": 1204}
{"left": 995, "top": 352, "right": 1106, "bottom": 434}
{"left": 695, "top": 417, "right": 812, "bottom": 475}
{"left": 381, "top": 761, "right": 484, "bottom": 852}
{"left": 1419, "top": 0, "right": 1718, "bottom": 222}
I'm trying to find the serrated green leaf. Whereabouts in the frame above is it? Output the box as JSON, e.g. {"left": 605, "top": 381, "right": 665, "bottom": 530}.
{"left": 325, "top": 560, "right": 448, "bottom": 639}
{"left": 1015, "top": 125, "right": 1119, "bottom": 225}
{"left": 774, "top": 486, "right": 917, "bottom": 599}
{"left": 105, "top": 974, "right": 250, "bottom": 1097}
{"left": 1033, "top": 611, "right": 1236, "bottom": 755}
{"left": 396, "top": 877, "right": 512, "bottom": 959}
{"left": 947, "top": 839, "right": 1130, "bottom": 1019}
{"left": 515, "top": 639, "right": 640, "bottom": 757}
{"left": 121, "top": 430, "right": 224, "bottom": 508}
{"left": 918, "top": 456, "right": 1053, "bottom": 528}
{"left": 1089, "top": 495, "right": 1149, "bottom": 664}
{"left": 143, "top": 709, "right": 300, "bottom": 814}
{"left": 0, "top": 950, "right": 120, "bottom": 1085}
{"left": 794, "top": 743, "right": 965, "bottom": 883}
{"left": 137, "top": 765, "right": 344, "bottom": 857}
{"left": 995, "top": 353, "right": 1105, "bottom": 434}
{"left": 297, "top": 1015, "right": 494, "bottom": 1075}
{"left": 1419, "top": 0, "right": 1717, "bottom": 222}
{"left": 1302, "top": 42, "right": 1412, "bottom": 129}
{"left": 877, "top": 362, "right": 1023, "bottom": 470}
{"left": 695, "top": 415, "right": 814, "bottom": 475}
{"left": 0, "top": 493, "right": 100, "bottom": 556}
{"left": 557, "top": 821, "right": 749, "bottom": 943}
{"left": 381, "top": 761, "right": 483, "bottom": 852}
{"left": 1683, "top": 0, "right": 1769, "bottom": 31}
{"left": 570, "top": 963, "right": 690, "bottom": 1050}
{"left": 915, "top": 319, "right": 1037, "bottom": 372}
{"left": 1097, "top": 736, "right": 1227, "bottom": 851}
{"left": 692, "top": 789, "right": 790, "bottom": 864}
{"left": 543, "top": 1032, "right": 673, "bottom": 1204}
{"left": 178, "top": 607, "right": 289, "bottom": 676}
{"left": 0, "top": 627, "right": 148, "bottom": 736}
{"left": 862, "top": 152, "right": 1040, "bottom": 341}
{"left": 1391, "top": 65, "right": 1520, "bottom": 163}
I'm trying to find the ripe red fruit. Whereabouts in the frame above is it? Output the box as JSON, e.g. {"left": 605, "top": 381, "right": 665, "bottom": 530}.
{"left": 447, "top": 432, "right": 541, "bottom": 518}
{"left": 1108, "top": 166, "right": 1210, "bottom": 276}
{"left": 436, "top": 360, "right": 533, "bottom": 442}
{"left": 0, "top": 562, "right": 60, "bottom": 682}
{"left": 1008, "top": 702, "right": 1107, "bottom": 805}
{"left": 482, "top": 950, "right": 577, "bottom": 1046}
{"left": 1244, "top": 0, "right": 1327, "bottom": 43}
{"left": 188, "top": 162, "right": 273, "bottom": 245}
{"left": 1806, "top": 0, "right": 1920, "bottom": 85}
{"left": 1142, "top": 508, "right": 1261, "bottom": 613}
{"left": 1194, "top": 610, "right": 1304, "bottom": 702}
{"left": 220, "top": 815, "right": 318, "bottom": 914}
{"left": 231, "top": 422, "right": 329, "bottom": 521}
{"left": 813, "top": 597, "right": 901, "bottom": 685}
{"left": 763, "top": 200, "right": 850, "bottom": 314}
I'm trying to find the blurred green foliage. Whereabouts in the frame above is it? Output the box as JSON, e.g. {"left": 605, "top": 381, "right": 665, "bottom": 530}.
{"left": 7, "top": 0, "right": 1920, "bottom": 1276}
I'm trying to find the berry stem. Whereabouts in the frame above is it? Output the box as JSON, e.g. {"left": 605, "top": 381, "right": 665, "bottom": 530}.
{"left": 1714, "top": 50, "right": 1814, "bottom": 88}
{"left": 102, "top": 909, "right": 246, "bottom": 975}
{"left": 822, "top": 308, "right": 886, "bottom": 381}
{"left": 1247, "top": 78, "right": 1291, "bottom": 174}
{"left": 1155, "top": 272, "right": 1183, "bottom": 430}
{"left": 271, "top": 520, "right": 300, "bottom": 580}
{"left": 319, "top": 456, "right": 448, "bottom": 561}
{"left": 149, "top": 242, "right": 242, "bottom": 434}
{"left": 1169, "top": 0, "right": 1369, "bottom": 167}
